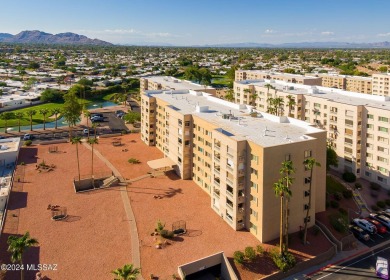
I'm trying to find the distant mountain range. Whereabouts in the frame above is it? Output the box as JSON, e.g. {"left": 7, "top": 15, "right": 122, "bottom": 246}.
{"left": 0, "top": 30, "right": 112, "bottom": 46}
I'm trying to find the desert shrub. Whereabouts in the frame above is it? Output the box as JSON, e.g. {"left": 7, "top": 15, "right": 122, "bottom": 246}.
{"left": 256, "top": 245, "right": 265, "bottom": 256}
{"left": 342, "top": 172, "right": 356, "bottom": 183}
{"left": 156, "top": 220, "right": 165, "bottom": 232}
{"left": 338, "top": 207, "right": 347, "bottom": 216}
{"left": 269, "top": 249, "right": 296, "bottom": 272}
{"left": 371, "top": 205, "right": 380, "bottom": 212}
{"left": 370, "top": 182, "right": 381, "bottom": 191}
{"left": 355, "top": 183, "right": 362, "bottom": 190}
{"left": 334, "top": 192, "right": 343, "bottom": 201}
{"left": 385, "top": 199, "right": 390, "bottom": 206}
{"left": 233, "top": 251, "right": 245, "bottom": 264}
{"left": 161, "top": 230, "right": 174, "bottom": 239}
{"left": 329, "top": 213, "right": 347, "bottom": 233}
{"left": 343, "top": 189, "right": 353, "bottom": 199}
{"left": 244, "top": 246, "right": 256, "bottom": 261}
{"left": 24, "top": 140, "right": 32, "bottom": 146}
{"left": 330, "top": 200, "right": 339, "bottom": 208}
{"left": 128, "top": 158, "right": 141, "bottom": 164}
{"left": 377, "top": 201, "right": 386, "bottom": 209}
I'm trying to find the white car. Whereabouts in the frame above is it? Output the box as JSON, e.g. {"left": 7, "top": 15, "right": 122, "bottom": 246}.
{"left": 370, "top": 213, "right": 390, "bottom": 229}
{"left": 353, "top": 218, "right": 377, "bottom": 234}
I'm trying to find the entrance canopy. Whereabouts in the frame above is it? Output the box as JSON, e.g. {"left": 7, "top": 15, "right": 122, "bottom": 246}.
{"left": 147, "top": 157, "right": 176, "bottom": 170}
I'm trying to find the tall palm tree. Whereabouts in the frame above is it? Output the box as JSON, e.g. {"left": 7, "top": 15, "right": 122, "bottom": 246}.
{"left": 91, "top": 123, "right": 98, "bottom": 139}
{"left": 111, "top": 264, "right": 140, "bottom": 280}
{"left": 279, "top": 160, "right": 294, "bottom": 251}
{"left": 39, "top": 108, "right": 49, "bottom": 130}
{"left": 88, "top": 137, "right": 98, "bottom": 187}
{"left": 51, "top": 108, "right": 61, "bottom": 130}
{"left": 274, "top": 97, "right": 284, "bottom": 116}
{"left": 71, "top": 137, "right": 82, "bottom": 182}
{"left": 15, "top": 112, "right": 24, "bottom": 133}
{"left": 266, "top": 97, "right": 276, "bottom": 115}
{"left": 273, "top": 179, "right": 287, "bottom": 254}
{"left": 264, "top": 83, "right": 275, "bottom": 97}
{"left": 83, "top": 107, "right": 91, "bottom": 139}
{"left": 286, "top": 95, "right": 296, "bottom": 117}
{"left": 25, "top": 109, "right": 36, "bottom": 131}
{"left": 7, "top": 231, "right": 39, "bottom": 280}
{"left": 303, "top": 157, "right": 321, "bottom": 245}
{"left": 0, "top": 112, "right": 15, "bottom": 133}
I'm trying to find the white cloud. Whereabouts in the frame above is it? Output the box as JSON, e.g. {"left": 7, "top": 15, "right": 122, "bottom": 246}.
{"left": 321, "top": 31, "right": 334, "bottom": 35}
{"left": 265, "top": 29, "right": 276, "bottom": 34}
{"left": 378, "top": 32, "right": 390, "bottom": 37}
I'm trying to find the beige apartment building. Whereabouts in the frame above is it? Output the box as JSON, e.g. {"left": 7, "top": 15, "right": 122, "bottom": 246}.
{"left": 234, "top": 79, "right": 390, "bottom": 188}
{"left": 140, "top": 76, "right": 216, "bottom": 95}
{"left": 373, "top": 73, "right": 390, "bottom": 96}
{"left": 141, "top": 89, "right": 326, "bottom": 242}
{"left": 310, "top": 73, "right": 372, "bottom": 94}
{"left": 235, "top": 70, "right": 322, "bottom": 86}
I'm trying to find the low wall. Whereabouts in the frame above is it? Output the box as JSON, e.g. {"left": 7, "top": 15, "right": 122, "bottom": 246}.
{"left": 39, "top": 139, "right": 68, "bottom": 145}
{"left": 316, "top": 220, "right": 342, "bottom": 251}
{"left": 262, "top": 245, "right": 336, "bottom": 280}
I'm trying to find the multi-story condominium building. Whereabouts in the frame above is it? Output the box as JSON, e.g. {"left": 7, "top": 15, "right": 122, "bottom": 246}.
{"left": 140, "top": 76, "right": 216, "bottom": 95}
{"left": 235, "top": 70, "right": 322, "bottom": 86}
{"left": 141, "top": 89, "right": 326, "bottom": 242}
{"left": 373, "top": 73, "right": 390, "bottom": 96}
{"left": 309, "top": 73, "right": 372, "bottom": 94}
{"left": 234, "top": 79, "right": 390, "bottom": 188}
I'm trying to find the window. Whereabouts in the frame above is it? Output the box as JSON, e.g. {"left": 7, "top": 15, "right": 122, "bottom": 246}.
{"left": 379, "top": 116, "right": 389, "bottom": 122}
{"left": 377, "top": 166, "right": 388, "bottom": 173}
{"left": 367, "top": 124, "right": 373, "bottom": 130}
{"left": 304, "top": 150, "right": 312, "bottom": 158}
{"left": 378, "top": 136, "right": 389, "bottom": 144}
{"left": 378, "top": 146, "right": 388, "bottom": 154}
{"left": 178, "top": 119, "right": 183, "bottom": 126}
{"left": 304, "top": 204, "right": 310, "bottom": 210}
{"left": 185, "top": 121, "right": 190, "bottom": 127}
{"left": 377, "top": 156, "right": 388, "bottom": 163}
{"left": 365, "top": 171, "right": 371, "bottom": 177}
{"left": 304, "top": 216, "right": 311, "bottom": 223}
{"left": 378, "top": 176, "right": 388, "bottom": 184}
{"left": 379, "top": 126, "right": 389, "bottom": 133}
{"left": 304, "top": 190, "right": 310, "bottom": 197}
{"left": 367, "top": 114, "right": 374, "bottom": 119}
{"left": 285, "top": 154, "right": 291, "bottom": 161}
{"left": 304, "top": 177, "right": 311, "bottom": 184}
{"left": 251, "top": 209, "right": 258, "bottom": 219}
{"left": 178, "top": 157, "right": 182, "bottom": 163}
{"left": 251, "top": 182, "right": 258, "bottom": 190}
{"left": 251, "top": 168, "right": 258, "bottom": 177}
{"left": 251, "top": 154, "right": 259, "bottom": 163}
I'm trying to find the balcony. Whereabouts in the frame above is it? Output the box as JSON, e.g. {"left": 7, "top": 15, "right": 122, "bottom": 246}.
{"left": 227, "top": 165, "right": 234, "bottom": 172}
{"left": 214, "top": 144, "right": 220, "bottom": 151}
{"left": 213, "top": 188, "right": 220, "bottom": 198}
{"left": 214, "top": 178, "right": 220, "bottom": 187}
{"left": 227, "top": 152, "right": 234, "bottom": 159}
{"left": 226, "top": 202, "right": 233, "bottom": 211}
{"left": 214, "top": 166, "right": 220, "bottom": 175}
{"left": 226, "top": 177, "right": 234, "bottom": 185}
{"left": 226, "top": 190, "right": 233, "bottom": 198}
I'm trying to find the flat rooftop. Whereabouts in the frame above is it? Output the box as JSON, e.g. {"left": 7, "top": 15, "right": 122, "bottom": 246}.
{"left": 237, "top": 70, "right": 320, "bottom": 79}
{"left": 237, "top": 79, "right": 390, "bottom": 111}
{"left": 0, "top": 138, "right": 20, "bottom": 154}
{"left": 145, "top": 90, "right": 323, "bottom": 147}
{"left": 144, "top": 76, "right": 214, "bottom": 91}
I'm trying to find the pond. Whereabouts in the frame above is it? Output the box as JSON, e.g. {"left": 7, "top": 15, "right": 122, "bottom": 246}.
{"left": 6, "top": 100, "right": 118, "bottom": 132}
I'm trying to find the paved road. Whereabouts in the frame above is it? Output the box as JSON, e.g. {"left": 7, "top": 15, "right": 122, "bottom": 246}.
{"left": 310, "top": 246, "right": 390, "bottom": 280}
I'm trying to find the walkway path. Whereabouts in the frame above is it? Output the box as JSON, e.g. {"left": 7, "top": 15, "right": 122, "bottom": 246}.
{"left": 82, "top": 141, "right": 145, "bottom": 280}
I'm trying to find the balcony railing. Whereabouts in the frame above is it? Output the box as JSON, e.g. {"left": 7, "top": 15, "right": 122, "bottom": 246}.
{"left": 226, "top": 190, "right": 233, "bottom": 198}
{"left": 227, "top": 165, "right": 234, "bottom": 172}
{"left": 226, "top": 177, "right": 234, "bottom": 185}
{"left": 226, "top": 203, "right": 233, "bottom": 210}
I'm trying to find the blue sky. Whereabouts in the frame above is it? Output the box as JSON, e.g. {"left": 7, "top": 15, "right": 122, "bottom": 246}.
{"left": 1, "top": 0, "right": 390, "bottom": 45}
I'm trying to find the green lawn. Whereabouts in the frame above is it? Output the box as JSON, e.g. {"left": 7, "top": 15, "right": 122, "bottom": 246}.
{"left": 211, "top": 74, "right": 232, "bottom": 88}
{"left": 326, "top": 175, "right": 346, "bottom": 194}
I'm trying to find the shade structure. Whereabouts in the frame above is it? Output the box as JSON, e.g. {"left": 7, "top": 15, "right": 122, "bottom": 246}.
{"left": 147, "top": 157, "right": 176, "bottom": 170}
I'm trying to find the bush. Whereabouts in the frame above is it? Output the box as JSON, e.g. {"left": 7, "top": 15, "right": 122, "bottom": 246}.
{"left": 330, "top": 200, "right": 339, "bottom": 208}
{"left": 334, "top": 192, "right": 343, "bottom": 201}
{"left": 156, "top": 220, "right": 165, "bottom": 232}
{"left": 338, "top": 207, "right": 347, "bottom": 216}
{"left": 256, "top": 245, "right": 265, "bottom": 256}
{"left": 161, "top": 230, "right": 174, "bottom": 239}
{"left": 244, "top": 247, "right": 256, "bottom": 262}
{"left": 24, "top": 140, "right": 32, "bottom": 146}
{"left": 385, "top": 199, "right": 390, "bottom": 206}
{"left": 343, "top": 189, "right": 353, "bottom": 199}
{"left": 372, "top": 205, "right": 380, "bottom": 212}
{"left": 128, "top": 158, "right": 141, "bottom": 164}
{"left": 269, "top": 249, "right": 296, "bottom": 272}
{"left": 370, "top": 182, "right": 381, "bottom": 191}
{"left": 329, "top": 213, "right": 347, "bottom": 233}
{"left": 377, "top": 201, "right": 386, "bottom": 209}
{"left": 342, "top": 172, "right": 356, "bottom": 183}
{"left": 233, "top": 251, "right": 245, "bottom": 264}
{"left": 355, "top": 183, "right": 362, "bottom": 190}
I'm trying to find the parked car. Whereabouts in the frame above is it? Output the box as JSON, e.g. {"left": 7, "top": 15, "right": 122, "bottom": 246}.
{"left": 23, "top": 134, "right": 34, "bottom": 141}
{"left": 83, "top": 129, "right": 94, "bottom": 135}
{"left": 115, "top": 110, "right": 125, "bottom": 118}
{"left": 90, "top": 113, "right": 103, "bottom": 119}
{"left": 370, "top": 213, "right": 390, "bottom": 229}
{"left": 378, "top": 211, "right": 390, "bottom": 219}
{"left": 349, "top": 225, "right": 370, "bottom": 241}
{"left": 91, "top": 116, "right": 104, "bottom": 122}
{"left": 365, "top": 218, "right": 387, "bottom": 234}
{"left": 353, "top": 218, "right": 377, "bottom": 234}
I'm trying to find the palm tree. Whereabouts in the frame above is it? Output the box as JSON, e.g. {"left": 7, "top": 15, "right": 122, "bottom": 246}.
{"left": 279, "top": 160, "right": 294, "bottom": 251}
{"left": 15, "top": 112, "right": 24, "bottom": 133}
{"left": 51, "top": 108, "right": 61, "bottom": 130}
{"left": 243, "top": 88, "right": 251, "bottom": 104}
{"left": 273, "top": 179, "right": 287, "bottom": 254}
{"left": 7, "top": 231, "right": 39, "bottom": 280}
{"left": 71, "top": 137, "right": 82, "bottom": 182}
{"left": 83, "top": 107, "right": 91, "bottom": 139}
{"left": 286, "top": 95, "right": 296, "bottom": 117}
{"left": 91, "top": 123, "right": 98, "bottom": 139}
{"left": 274, "top": 97, "right": 284, "bottom": 116}
{"left": 88, "top": 137, "right": 98, "bottom": 187}
{"left": 0, "top": 112, "right": 15, "bottom": 133}
{"left": 25, "top": 109, "right": 36, "bottom": 131}
{"left": 111, "top": 264, "right": 140, "bottom": 280}
{"left": 224, "top": 89, "right": 234, "bottom": 102}
{"left": 266, "top": 97, "right": 276, "bottom": 115}
{"left": 264, "top": 83, "right": 275, "bottom": 97}
{"left": 303, "top": 157, "right": 321, "bottom": 245}
{"left": 39, "top": 108, "right": 49, "bottom": 130}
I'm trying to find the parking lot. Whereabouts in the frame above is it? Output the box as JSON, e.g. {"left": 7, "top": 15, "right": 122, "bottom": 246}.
{"left": 351, "top": 213, "right": 390, "bottom": 247}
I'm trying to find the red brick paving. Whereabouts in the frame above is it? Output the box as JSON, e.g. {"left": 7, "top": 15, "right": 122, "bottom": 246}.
{"left": 0, "top": 142, "right": 132, "bottom": 280}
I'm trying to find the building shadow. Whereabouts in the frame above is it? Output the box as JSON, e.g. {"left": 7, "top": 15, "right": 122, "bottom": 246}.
{"left": 7, "top": 191, "right": 28, "bottom": 210}
{"left": 18, "top": 147, "right": 39, "bottom": 164}
{"left": 164, "top": 170, "right": 180, "bottom": 181}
